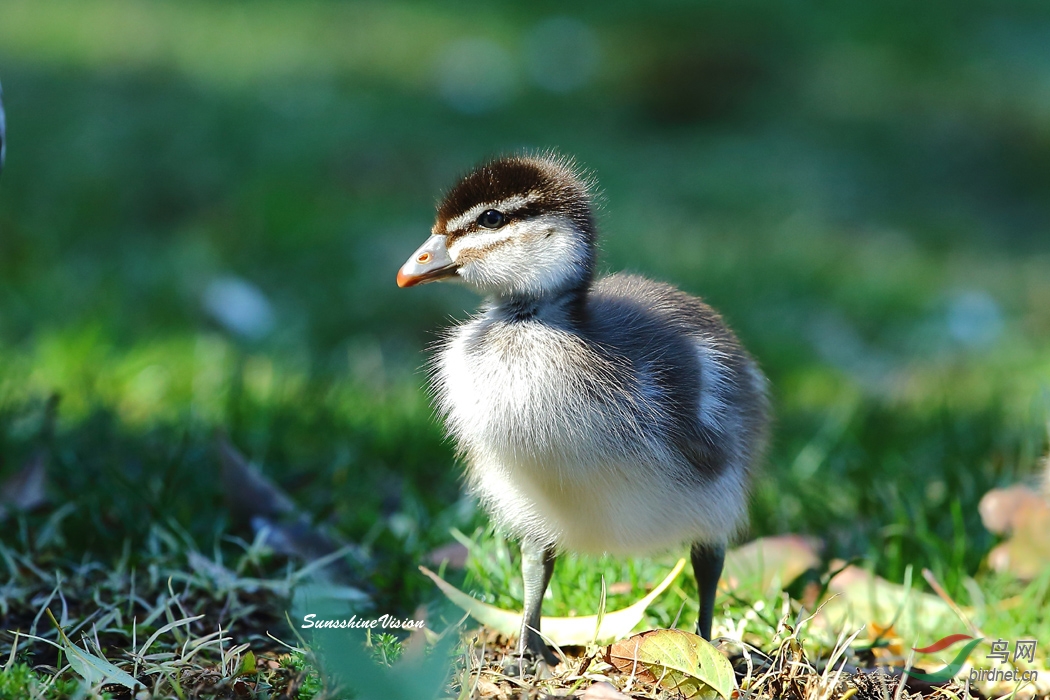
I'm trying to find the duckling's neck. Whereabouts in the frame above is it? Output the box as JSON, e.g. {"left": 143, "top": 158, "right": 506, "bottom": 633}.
{"left": 487, "top": 235, "right": 596, "bottom": 323}
{"left": 490, "top": 283, "right": 590, "bottom": 325}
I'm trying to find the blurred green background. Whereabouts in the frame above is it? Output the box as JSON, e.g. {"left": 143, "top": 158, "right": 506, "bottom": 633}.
{"left": 1, "top": 0, "right": 1049, "bottom": 613}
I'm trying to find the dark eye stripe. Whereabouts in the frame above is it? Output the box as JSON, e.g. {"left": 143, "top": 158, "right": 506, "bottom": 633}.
{"left": 446, "top": 203, "right": 546, "bottom": 240}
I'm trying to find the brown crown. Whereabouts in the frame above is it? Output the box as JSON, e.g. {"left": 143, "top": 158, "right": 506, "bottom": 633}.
{"left": 435, "top": 153, "right": 596, "bottom": 239}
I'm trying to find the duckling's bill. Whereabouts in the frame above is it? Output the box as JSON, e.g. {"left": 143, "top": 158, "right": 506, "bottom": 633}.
{"left": 397, "top": 234, "right": 459, "bottom": 288}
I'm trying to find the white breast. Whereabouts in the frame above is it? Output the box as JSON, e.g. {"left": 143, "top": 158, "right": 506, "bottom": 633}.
{"left": 432, "top": 311, "right": 748, "bottom": 555}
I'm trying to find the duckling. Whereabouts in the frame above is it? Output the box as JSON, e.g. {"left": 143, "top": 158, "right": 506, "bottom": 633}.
{"left": 397, "top": 153, "right": 770, "bottom": 665}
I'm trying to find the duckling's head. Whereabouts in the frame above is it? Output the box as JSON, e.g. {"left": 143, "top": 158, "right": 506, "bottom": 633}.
{"left": 397, "top": 153, "right": 597, "bottom": 299}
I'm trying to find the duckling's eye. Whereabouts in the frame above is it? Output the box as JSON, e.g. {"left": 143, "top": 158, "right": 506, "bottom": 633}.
{"left": 477, "top": 209, "right": 506, "bottom": 229}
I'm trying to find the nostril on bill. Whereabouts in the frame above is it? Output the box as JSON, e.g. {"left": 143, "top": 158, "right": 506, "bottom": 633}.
{"left": 418, "top": 252, "right": 432, "bottom": 263}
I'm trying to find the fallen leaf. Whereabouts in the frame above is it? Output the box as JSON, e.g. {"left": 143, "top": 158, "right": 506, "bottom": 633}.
{"left": 987, "top": 542, "right": 1011, "bottom": 573}
{"left": 722, "top": 535, "right": 820, "bottom": 595}
{"left": 218, "top": 436, "right": 296, "bottom": 521}
{"left": 218, "top": 436, "right": 369, "bottom": 579}
{"left": 0, "top": 451, "right": 48, "bottom": 518}
{"left": 581, "top": 681, "right": 633, "bottom": 699}
{"left": 604, "top": 628, "right": 736, "bottom": 700}
{"left": 251, "top": 515, "right": 353, "bottom": 563}
{"left": 979, "top": 476, "right": 1050, "bottom": 580}
{"left": 812, "top": 566, "right": 956, "bottom": 641}
{"left": 0, "top": 395, "right": 57, "bottom": 520}
{"left": 985, "top": 497, "right": 1050, "bottom": 579}
{"left": 474, "top": 678, "right": 502, "bottom": 697}
{"left": 46, "top": 609, "right": 139, "bottom": 691}
{"left": 427, "top": 541, "right": 469, "bottom": 569}
{"left": 419, "top": 558, "right": 686, "bottom": 646}
{"left": 979, "top": 485, "right": 1045, "bottom": 535}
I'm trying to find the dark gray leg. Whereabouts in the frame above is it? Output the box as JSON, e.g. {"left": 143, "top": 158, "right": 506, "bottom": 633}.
{"left": 691, "top": 543, "right": 725, "bottom": 641}
{"left": 518, "top": 540, "right": 558, "bottom": 666}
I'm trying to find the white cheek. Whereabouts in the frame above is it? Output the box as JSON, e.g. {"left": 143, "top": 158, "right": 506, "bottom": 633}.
{"left": 516, "top": 233, "right": 580, "bottom": 294}
{"left": 456, "top": 218, "right": 585, "bottom": 295}
{"left": 447, "top": 229, "right": 515, "bottom": 260}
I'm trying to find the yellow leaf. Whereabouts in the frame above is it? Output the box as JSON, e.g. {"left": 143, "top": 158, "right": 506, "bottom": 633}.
{"left": 419, "top": 558, "right": 686, "bottom": 646}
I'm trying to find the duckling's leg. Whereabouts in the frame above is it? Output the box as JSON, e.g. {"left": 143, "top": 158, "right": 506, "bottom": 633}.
{"left": 518, "top": 540, "right": 558, "bottom": 666}
{"left": 691, "top": 543, "right": 725, "bottom": 640}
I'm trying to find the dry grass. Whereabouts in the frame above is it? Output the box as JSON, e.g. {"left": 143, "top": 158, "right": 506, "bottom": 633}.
{"left": 448, "top": 613, "right": 995, "bottom": 700}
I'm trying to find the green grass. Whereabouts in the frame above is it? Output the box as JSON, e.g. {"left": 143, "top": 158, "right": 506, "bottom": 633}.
{"left": 1, "top": 0, "right": 1050, "bottom": 696}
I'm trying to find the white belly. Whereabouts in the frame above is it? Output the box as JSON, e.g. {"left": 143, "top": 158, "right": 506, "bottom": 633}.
{"left": 467, "top": 451, "right": 746, "bottom": 555}
{"left": 434, "top": 317, "right": 746, "bottom": 554}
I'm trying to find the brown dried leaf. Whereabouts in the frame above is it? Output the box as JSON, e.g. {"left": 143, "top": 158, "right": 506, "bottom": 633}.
{"left": 581, "top": 681, "right": 633, "bottom": 699}
{"left": 979, "top": 478, "right": 1050, "bottom": 579}
{"left": 426, "top": 541, "right": 469, "bottom": 569}
{"left": 979, "top": 485, "right": 1045, "bottom": 535}
{"left": 722, "top": 535, "right": 821, "bottom": 595}
{"left": 986, "top": 496, "right": 1050, "bottom": 579}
